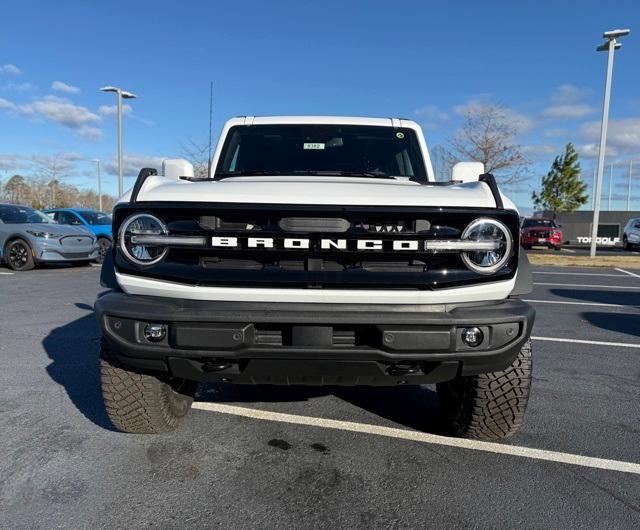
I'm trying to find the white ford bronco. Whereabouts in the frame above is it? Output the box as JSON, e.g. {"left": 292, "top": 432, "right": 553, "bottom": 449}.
{"left": 96, "top": 116, "right": 534, "bottom": 439}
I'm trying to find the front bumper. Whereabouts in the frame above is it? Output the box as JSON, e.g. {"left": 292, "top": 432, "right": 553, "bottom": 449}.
{"left": 35, "top": 238, "right": 99, "bottom": 262}
{"left": 95, "top": 292, "right": 535, "bottom": 386}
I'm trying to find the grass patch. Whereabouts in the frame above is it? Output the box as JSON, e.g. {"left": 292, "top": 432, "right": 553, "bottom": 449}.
{"left": 527, "top": 253, "right": 640, "bottom": 269}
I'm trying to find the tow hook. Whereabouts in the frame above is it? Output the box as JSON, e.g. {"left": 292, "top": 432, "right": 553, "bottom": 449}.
{"left": 202, "top": 360, "right": 233, "bottom": 373}
{"left": 387, "top": 363, "right": 421, "bottom": 376}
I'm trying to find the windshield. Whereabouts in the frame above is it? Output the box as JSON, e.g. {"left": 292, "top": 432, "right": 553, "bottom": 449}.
{"left": 522, "top": 219, "right": 556, "bottom": 229}
{"left": 79, "top": 211, "right": 112, "bottom": 225}
{"left": 215, "top": 124, "right": 428, "bottom": 182}
{"left": 0, "top": 204, "right": 54, "bottom": 224}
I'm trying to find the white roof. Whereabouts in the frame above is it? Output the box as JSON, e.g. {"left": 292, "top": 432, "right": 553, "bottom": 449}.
{"left": 226, "top": 115, "right": 420, "bottom": 128}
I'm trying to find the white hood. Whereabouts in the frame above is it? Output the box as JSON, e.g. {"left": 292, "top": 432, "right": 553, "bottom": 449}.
{"left": 124, "top": 175, "right": 514, "bottom": 209}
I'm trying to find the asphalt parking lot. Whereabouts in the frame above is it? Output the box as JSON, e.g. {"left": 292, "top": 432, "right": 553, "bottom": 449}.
{"left": 1, "top": 263, "right": 639, "bottom": 528}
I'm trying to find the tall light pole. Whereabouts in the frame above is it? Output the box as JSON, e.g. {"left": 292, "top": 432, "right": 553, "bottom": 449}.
{"left": 100, "top": 86, "right": 137, "bottom": 197}
{"left": 627, "top": 160, "right": 633, "bottom": 211}
{"left": 93, "top": 159, "right": 103, "bottom": 211}
{"left": 608, "top": 163, "right": 613, "bottom": 211}
{"left": 589, "top": 29, "right": 630, "bottom": 258}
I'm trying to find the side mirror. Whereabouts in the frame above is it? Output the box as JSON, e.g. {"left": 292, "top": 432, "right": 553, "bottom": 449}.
{"left": 452, "top": 162, "right": 485, "bottom": 183}
{"left": 163, "top": 158, "right": 194, "bottom": 180}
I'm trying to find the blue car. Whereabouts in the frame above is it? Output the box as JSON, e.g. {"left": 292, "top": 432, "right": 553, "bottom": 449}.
{"left": 44, "top": 208, "right": 113, "bottom": 263}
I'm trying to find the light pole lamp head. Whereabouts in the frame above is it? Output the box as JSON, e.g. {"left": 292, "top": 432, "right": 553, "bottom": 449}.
{"left": 121, "top": 91, "right": 137, "bottom": 99}
{"left": 100, "top": 86, "right": 119, "bottom": 93}
{"left": 603, "top": 28, "right": 630, "bottom": 39}
{"left": 597, "top": 41, "right": 622, "bottom": 52}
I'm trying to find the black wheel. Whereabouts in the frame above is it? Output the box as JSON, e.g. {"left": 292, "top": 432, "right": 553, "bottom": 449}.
{"left": 437, "top": 340, "right": 532, "bottom": 440}
{"left": 100, "top": 339, "right": 197, "bottom": 433}
{"left": 5, "top": 239, "right": 35, "bottom": 271}
{"left": 554, "top": 246, "right": 561, "bottom": 251}
{"left": 97, "top": 237, "right": 111, "bottom": 264}
{"left": 623, "top": 236, "right": 632, "bottom": 251}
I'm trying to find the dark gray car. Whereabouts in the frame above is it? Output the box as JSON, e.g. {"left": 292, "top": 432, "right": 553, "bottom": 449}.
{"left": 0, "top": 203, "right": 99, "bottom": 271}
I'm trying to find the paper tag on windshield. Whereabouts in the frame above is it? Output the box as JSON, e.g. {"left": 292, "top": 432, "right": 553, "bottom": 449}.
{"left": 303, "top": 143, "right": 325, "bottom": 150}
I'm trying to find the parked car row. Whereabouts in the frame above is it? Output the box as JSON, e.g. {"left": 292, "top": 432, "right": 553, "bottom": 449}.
{"left": 0, "top": 203, "right": 112, "bottom": 271}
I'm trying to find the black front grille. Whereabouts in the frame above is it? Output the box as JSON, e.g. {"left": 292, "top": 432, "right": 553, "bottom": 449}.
{"left": 113, "top": 202, "right": 520, "bottom": 290}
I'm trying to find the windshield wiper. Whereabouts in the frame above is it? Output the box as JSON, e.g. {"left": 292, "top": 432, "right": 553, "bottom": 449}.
{"left": 180, "top": 170, "right": 282, "bottom": 182}
{"left": 293, "top": 170, "right": 394, "bottom": 179}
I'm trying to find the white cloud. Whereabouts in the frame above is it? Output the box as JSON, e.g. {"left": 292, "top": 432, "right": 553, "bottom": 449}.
{"left": 580, "top": 117, "right": 640, "bottom": 153}
{"left": 521, "top": 144, "right": 559, "bottom": 159}
{"left": 0, "top": 64, "right": 21, "bottom": 75}
{"left": 454, "top": 97, "right": 533, "bottom": 134}
{"left": 106, "top": 154, "right": 166, "bottom": 177}
{"left": 550, "top": 84, "right": 592, "bottom": 104}
{"left": 51, "top": 81, "right": 80, "bottom": 94}
{"left": 1, "top": 82, "right": 33, "bottom": 92}
{"left": 414, "top": 105, "right": 449, "bottom": 121}
{"left": 0, "top": 94, "right": 102, "bottom": 139}
{"left": 543, "top": 128, "right": 568, "bottom": 138}
{"left": 541, "top": 103, "right": 595, "bottom": 119}
{"left": 98, "top": 104, "right": 133, "bottom": 117}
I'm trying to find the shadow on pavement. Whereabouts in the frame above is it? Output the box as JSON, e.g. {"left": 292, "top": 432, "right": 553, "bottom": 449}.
{"left": 581, "top": 311, "right": 640, "bottom": 338}
{"left": 42, "top": 306, "right": 115, "bottom": 431}
{"left": 198, "top": 383, "right": 446, "bottom": 434}
{"left": 550, "top": 288, "right": 640, "bottom": 307}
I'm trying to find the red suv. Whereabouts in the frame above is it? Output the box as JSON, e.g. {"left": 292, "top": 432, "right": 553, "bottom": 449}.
{"left": 521, "top": 218, "right": 563, "bottom": 251}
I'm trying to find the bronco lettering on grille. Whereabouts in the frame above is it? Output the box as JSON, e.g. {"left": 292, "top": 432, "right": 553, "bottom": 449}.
{"left": 211, "top": 237, "right": 421, "bottom": 251}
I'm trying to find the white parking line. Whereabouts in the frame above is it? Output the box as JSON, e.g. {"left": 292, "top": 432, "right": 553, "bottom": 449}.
{"left": 615, "top": 267, "right": 640, "bottom": 279}
{"left": 0, "top": 271, "right": 14, "bottom": 275}
{"left": 534, "top": 282, "right": 640, "bottom": 290}
{"left": 532, "top": 336, "right": 640, "bottom": 349}
{"left": 533, "top": 271, "right": 625, "bottom": 277}
{"left": 192, "top": 402, "right": 640, "bottom": 475}
{"left": 524, "top": 299, "right": 636, "bottom": 309}
{"left": 560, "top": 248, "right": 576, "bottom": 253}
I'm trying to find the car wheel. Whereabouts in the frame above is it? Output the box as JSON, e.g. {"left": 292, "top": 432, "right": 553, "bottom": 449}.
{"left": 5, "top": 239, "right": 35, "bottom": 271}
{"left": 437, "top": 340, "right": 532, "bottom": 440}
{"left": 100, "top": 338, "right": 197, "bottom": 433}
{"left": 554, "top": 245, "right": 561, "bottom": 251}
{"left": 97, "top": 237, "right": 111, "bottom": 264}
{"left": 623, "top": 236, "right": 632, "bottom": 251}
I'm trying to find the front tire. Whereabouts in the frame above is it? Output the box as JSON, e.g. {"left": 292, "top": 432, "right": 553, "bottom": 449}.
{"left": 97, "top": 237, "right": 111, "bottom": 264}
{"left": 623, "top": 236, "right": 632, "bottom": 251}
{"left": 5, "top": 239, "right": 35, "bottom": 271}
{"left": 100, "top": 339, "right": 197, "bottom": 433}
{"left": 437, "top": 340, "right": 532, "bottom": 440}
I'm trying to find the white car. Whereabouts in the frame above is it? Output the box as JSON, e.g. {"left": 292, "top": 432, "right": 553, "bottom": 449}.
{"left": 623, "top": 217, "right": 640, "bottom": 250}
{"left": 95, "top": 116, "right": 534, "bottom": 440}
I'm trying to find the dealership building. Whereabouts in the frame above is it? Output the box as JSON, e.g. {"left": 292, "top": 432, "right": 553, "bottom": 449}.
{"left": 543, "top": 210, "right": 640, "bottom": 246}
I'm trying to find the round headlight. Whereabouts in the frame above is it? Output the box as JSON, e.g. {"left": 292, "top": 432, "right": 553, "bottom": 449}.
{"left": 119, "top": 213, "right": 168, "bottom": 266}
{"left": 460, "top": 218, "right": 513, "bottom": 274}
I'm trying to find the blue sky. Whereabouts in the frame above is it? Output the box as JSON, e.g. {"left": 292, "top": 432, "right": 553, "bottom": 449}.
{"left": 1, "top": 0, "right": 639, "bottom": 210}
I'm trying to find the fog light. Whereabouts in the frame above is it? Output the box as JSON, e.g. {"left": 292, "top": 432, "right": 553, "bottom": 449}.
{"left": 144, "top": 323, "right": 167, "bottom": 342}
{"left": 461, "top": 327, "right": 484, "bottom": 347}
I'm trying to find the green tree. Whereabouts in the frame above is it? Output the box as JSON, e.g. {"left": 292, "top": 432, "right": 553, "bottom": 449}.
{"left": 532, "top": 143, "right": 588, "bottom": 218}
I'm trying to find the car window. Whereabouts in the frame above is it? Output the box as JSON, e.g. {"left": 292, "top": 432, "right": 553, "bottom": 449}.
{"left": 0, "top": 205, "right": 54, "bottom": 224}
{"left": 79, "top": 210, "right": 112, "bottom": 225}
{"left": 57, "top": 211, "right": 82, "bottom": 225}
{"left": 522, "top": 219, "right": 556, "bottom": 229}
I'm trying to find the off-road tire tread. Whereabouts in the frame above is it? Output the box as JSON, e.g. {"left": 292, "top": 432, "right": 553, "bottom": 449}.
{"left": 100, "top": 339, "right": 196, "bottom": 433}
{"left": 438, "top": 340, "right": 532, "bottom": 440}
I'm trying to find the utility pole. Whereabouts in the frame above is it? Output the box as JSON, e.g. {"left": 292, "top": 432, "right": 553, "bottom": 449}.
{"left": 93, "top": 159, "right": 103, "bottom": 211}
{"left": 608, "top": 163, "right": 613, "bottom": 211}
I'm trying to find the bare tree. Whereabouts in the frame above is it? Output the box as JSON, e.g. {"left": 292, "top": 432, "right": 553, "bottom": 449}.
{"left": 448, "top": 102, "right": 530, "bottom": 184}
{"left": 178, "top": 138, "right": 210, "bottom": 178}
{"left": 31, "top": 154, "right": 79, "bottom": 207}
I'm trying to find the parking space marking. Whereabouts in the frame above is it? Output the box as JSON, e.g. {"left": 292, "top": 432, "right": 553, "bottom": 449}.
{"left": 532, "top": 336, "right": 640, "bottom": 349}
{"left": 533, "top": 282, "right": 640, "bottom": 290}
{"left": 615, "top": 267, "right": 640, "bottom": 279}
{"left": 533, "top": 271, "right": 626, "bottom": 277}
{"left": 192, "top": 402, "right": 640, "bottom": 475}
{"left": 524, "top": 299, "right": 637, "bottom": 309}
{"left": 560, "top": 248, "right": 576, "bottom": 253}
{"left": 0, "top": 271, "right": 14, "bottom": 275}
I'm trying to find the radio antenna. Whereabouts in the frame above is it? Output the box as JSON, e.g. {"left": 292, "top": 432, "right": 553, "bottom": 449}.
{"left": 207, "top": 81, "right": 213, "bottom": 178}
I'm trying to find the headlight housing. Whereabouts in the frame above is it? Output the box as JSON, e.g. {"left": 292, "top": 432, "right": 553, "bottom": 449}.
{"left": 26, "top": 230, "right": 64, "bottom": 239}
{"left": 460, "top": 218, "right": 513, "bottom": 274}
{"left": 118, "top": 213, "right": 168, "bottom": 266}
